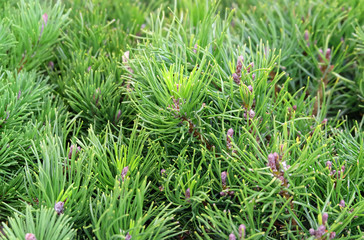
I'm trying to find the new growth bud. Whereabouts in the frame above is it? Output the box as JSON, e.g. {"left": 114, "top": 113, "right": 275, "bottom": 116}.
{"left": 54, "top": 201, "right": 64, "bottom": 215}
{"left": 25, "top": 233, "right": 37, "bottom": 240}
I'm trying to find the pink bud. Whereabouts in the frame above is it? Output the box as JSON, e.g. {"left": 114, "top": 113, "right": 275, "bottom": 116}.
{"left": 54, "top": 201, "right": 64, "bottom": 215}
{"left": 185, "top": 188, "right": 191, "bottom": 201}
{"left": 316, "top": 225, "right": 326, "bottom": 237}
{"left": 221, "top": 171, "right": 227, "bottom": 186}
{"left": 318, "top": 49, "right": 324, "bottom": 62}
{"left": 273, "top": 152, "right": 279, "bottom": 161}
{"left": 326, "top": 161, "right": 332, "bottom": 170}
{"left": 42, "top": 13, "right": 48, "bottom": 25}
{"left": 339, "top": 200, "right": 345, "bottom": 208}
{"left": 193, "top": 44, "right": 198, "bottom": 53}
{"left": 239, "top": 224, "right": 246, "bottom": 239}
{"left": 121, "top": 166, "right": 129, "bottom": 181}
{"left": 322, "top": 213, "right": 328, "bottom": 225}
{"left": 125, "top": 232, "right": 132, "bottom": 240}
{"left": 229, "top": 233, "right": 236, "bottom": 240}
{"left": 325, "top": 48, "right": 331, "bottom": 60}
{"left": 247, "top": 85, "right": 253, "bottom": 92}
{"left": 249, "top": 109, "right": 255, "bottom": 118}
{"left": 25, "top": 233, "right": 37, "bottom": 240}
{"left": 233, "top": 73, "right": 240, "bottom": 85}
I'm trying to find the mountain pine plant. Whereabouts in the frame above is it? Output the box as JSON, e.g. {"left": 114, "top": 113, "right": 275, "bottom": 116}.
{"left": 0, "top": 0, "right": 363, "bottom": 239}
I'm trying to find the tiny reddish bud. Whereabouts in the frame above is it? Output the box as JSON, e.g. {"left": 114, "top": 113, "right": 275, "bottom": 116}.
{"left": 229, "top": 233, "right": 236, "bottom": 240}
{"left": 325, "top": 48, "right": 331, "bottom": 60}
{"left": 316, "top": 225, "right": 326, "bottom": 237}
{"left": 249, "top": 109, "right": 255, "bottom": 118}
{"left": 339, "top": 200, "right": 345, "bottom": 208}
{"left": 42, "top": 13, "right": 48, "bottom": 25}
{"left": 221, "top": 171, "right": 227, "bottom": 186}
{"left": 239, "top": 224, "right": 246, "bottom": 239}
{"left": 54, "top": 201, "right": 64, "bottom": 215}
{"left": 247, "top": 85, "right": 253, "bottom": 92}
{"left": 125, "top": 232, "right": 132, "bottom": 240}
{"left": 121, "top": 166, "right": 129, "bottom": 181}
{"left": 322, "top": 213, "right": 328, "bottom": 225}
{"left": 185, "top": 188, "right": 191, "bottom": 201}
{"left": 318, "top": 49, "right": 324, "bottom": 62}
{"left": 326, "top": 161, "right": 332, "bottom": 169}
{"left": 25, "top": 233, "right": 37, "bottom": 240}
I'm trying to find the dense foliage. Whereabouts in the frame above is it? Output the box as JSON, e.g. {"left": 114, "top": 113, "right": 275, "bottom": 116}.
{"left": 0, "top": 0, "right": 363, "bottom": 239}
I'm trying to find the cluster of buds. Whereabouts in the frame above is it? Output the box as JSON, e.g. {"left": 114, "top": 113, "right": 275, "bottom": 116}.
{"left": 54, "top": 201, "right": 65, "bottom": 215}
{"left": 232, "top": 56, "right": 244, "bottom": 85}
{"left": 318, "top": 48, "right": 334, "bottom": 75}
{"left": 326, "top": 161, "right": 346, "bottom": 179}
{"left": 25, "top": 233, "right": 37, "bottom": 240}
{"left": 121, "top": 166, "right": 129, "bottom": 182}
{"left": 232, "top": 56, "right": 255, "bottom": 86}
{"left": 228, "top": 224, "right": 246, "bottom": 240}
{"left": 243, "top": 108, "right": 255, "bottom": 120}
{"left": 68, "top": 144, "right": 81, "bottom": 159}
{"left": 168, "top": 95, "right": 212, "bottom": 150}
{"left": 220, "top": 171, "right": 234, "bottom": 197}
{"left": 267, "top": 152, "right": 290, "bottom": 187}
{"left": 309, "top": 213, "right": 336, "bottom": 239}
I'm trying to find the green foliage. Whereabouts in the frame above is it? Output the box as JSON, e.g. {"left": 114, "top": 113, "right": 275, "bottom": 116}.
{"left": 0, "top": 0, "right": 69, "bottom": 71}
{"left": 90, "top": 175, "right": 180, "bottom": 239}
{"left": 1, "top": 205, "right": 76, "bottom": 240}
{"left": 0, "top": 0, "right": 363, "bottom": 239}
